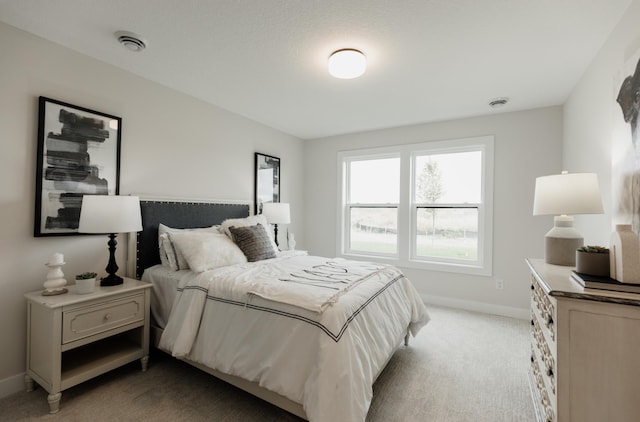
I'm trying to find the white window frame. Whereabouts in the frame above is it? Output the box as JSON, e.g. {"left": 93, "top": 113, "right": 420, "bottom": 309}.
{"left": 340, "top": 150, "right": 402, "bottom": 259}
{"left": 337, "top": 136, "right": 493, "bottom": 276}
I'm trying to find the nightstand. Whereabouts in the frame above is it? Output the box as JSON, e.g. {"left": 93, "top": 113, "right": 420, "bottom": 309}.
{"left": 24, "top": 277, "right": 151, "bottom": 413}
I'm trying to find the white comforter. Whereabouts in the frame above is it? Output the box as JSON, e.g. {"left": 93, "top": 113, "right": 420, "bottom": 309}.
{"left": 158, "top": 252, "right": 429, "bottom": 422}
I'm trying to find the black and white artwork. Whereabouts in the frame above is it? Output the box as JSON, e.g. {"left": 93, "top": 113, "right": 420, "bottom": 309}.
{"left": 613, "top": 53, "right": 640, "bottom": 232}
{"left": 617, "top": 57, "right": 640, "bottom": 157}
{"left": 34, "top": 97, "right": 121, "bottom": 236}
{"left": 255, "top": 153, "right": 280, "bottom": 214}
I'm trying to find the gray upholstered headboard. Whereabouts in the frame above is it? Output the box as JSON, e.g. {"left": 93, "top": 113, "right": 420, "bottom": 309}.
{"left": 133, "top": 199, "right": 250, "bottom": 278}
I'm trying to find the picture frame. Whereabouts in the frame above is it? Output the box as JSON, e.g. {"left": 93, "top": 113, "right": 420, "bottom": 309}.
{"left": 254, "top": 152, "right": 280, "bottom": 214}
{"left": 613, "top": 51, "right": 640, "bottom": 231}
{"left": 34, "top": 96, "right": 121, "bottom": 236}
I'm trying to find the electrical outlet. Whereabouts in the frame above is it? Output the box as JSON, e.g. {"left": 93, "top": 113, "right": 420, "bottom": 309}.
{"left": 495, "top": 279, "right": 504, "bottom": 290}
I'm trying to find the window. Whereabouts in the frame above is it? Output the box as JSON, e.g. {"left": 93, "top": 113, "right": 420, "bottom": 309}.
{"left": 338, "top": 136, "right": 493, "bottom": 275}
{"left": 345, "top": 155, "right": 400, "bottom": 256}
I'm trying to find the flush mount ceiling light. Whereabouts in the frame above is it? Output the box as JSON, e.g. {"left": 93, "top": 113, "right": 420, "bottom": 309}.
{"left": 115, "top": 30, "right": 147, "bottom": 52}
{"left": 328, "top": 49, "right": 366, "bottom": 79}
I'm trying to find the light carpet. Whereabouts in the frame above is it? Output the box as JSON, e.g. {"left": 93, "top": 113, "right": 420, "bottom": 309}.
{"left": 0, "top": 305, "right": 535, "bottom": 421}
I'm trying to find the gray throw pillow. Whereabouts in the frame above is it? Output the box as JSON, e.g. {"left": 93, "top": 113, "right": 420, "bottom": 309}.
{"left": 229, "top": 224, "right": 277, "bottom": 262}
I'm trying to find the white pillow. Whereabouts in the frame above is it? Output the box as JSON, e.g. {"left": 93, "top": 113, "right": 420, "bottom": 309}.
{"left": 158, "top": 233, "right": 171, "bottom": 268}
{"left": 220, "top": 215, "right": 278, "bottom": 254}
{"left": 158, "top": 223, "right": 220, "bottom": 270}
{"left": 159, "top": 233, "right": 179, "bottom": 271}
{"left": 169, "top": 231, "right": 247, "bottom": 272}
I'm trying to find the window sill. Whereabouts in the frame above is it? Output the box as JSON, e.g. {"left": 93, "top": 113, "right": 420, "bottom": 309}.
{"left": 339, "top": 252, "right": 492, "bottom": 276}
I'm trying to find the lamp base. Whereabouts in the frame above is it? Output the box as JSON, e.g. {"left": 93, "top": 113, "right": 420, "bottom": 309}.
{"left": 545, "top": 236, "right": 583, "bottom": 266}
{"left": 100, "top": 274, "right": 123, "bottom": 286}
{"left": 273, "top": 223, "right": 279, "bottom": 248}
{"left": 101, "top": 233, "right": 123, "bottom": 286}
{"left": 544, "top": 216, "right": 584, "bottom": 266}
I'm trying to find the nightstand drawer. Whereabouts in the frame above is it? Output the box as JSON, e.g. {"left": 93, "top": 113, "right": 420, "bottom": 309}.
{"left": 62, "top": 294, "right": 144, "bottom": 344}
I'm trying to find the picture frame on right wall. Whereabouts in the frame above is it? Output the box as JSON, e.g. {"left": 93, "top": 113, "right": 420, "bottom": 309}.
{"left": 255, "top": 152, "right": 280, "bottom": 214}
{"left": 613, "top": 50, "right": 640, "bottom": 231}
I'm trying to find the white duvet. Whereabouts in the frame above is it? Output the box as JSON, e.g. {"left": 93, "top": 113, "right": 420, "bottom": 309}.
{"left": 158, "top": 252, "right": 429, "bottom": 422}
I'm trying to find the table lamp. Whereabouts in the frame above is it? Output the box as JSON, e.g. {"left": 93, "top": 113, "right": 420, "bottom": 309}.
{"left": 261, "top": 202, "right": 290, "bottom": 247}
{"left": 78, "top": 195, "right": 142, "bottom": 285}
{"left": 533, "top": 172, "right": 604, "bottom": 266}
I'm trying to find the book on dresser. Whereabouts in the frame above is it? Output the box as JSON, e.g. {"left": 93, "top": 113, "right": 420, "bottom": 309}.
{"left": 571, "top": 271, "right": 640, "bottom": 294}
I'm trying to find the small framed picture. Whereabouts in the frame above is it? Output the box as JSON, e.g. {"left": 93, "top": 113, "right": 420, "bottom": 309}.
{"left": 254, "top": 152, "right": 280, "bottom": 214}
{"left": 34, "top": 96, "right": 121, "bottom": 236}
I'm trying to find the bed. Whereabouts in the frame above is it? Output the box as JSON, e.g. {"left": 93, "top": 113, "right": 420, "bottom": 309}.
{"left": 130, "top": 198, "right": 430, "bottom": 422}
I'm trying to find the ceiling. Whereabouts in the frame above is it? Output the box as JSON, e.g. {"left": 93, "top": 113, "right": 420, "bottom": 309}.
{"left": 0, "top": 0, "right": 631, "bottom": 140}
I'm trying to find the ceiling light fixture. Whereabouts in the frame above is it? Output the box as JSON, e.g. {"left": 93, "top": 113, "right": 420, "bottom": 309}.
{"left": 115, "top": 31, "right": 147, "bottom": 52}
{"left": 328, "top": 49, "right": 366, "bottom": 79}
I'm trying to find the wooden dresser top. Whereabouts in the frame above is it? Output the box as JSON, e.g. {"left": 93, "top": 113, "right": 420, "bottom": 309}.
{"left": 526, "top": 258, "right": 640, "bottom": 307}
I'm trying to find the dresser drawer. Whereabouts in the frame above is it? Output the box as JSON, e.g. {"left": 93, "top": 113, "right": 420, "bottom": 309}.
{"left": 531, "top": 273, "right": 556, "bottom": 345}
{"left": 62, "top": 294, "right": 145, "bottom": 344}
{"left": 531, "top": 351, "right": 556, "bottom": 422}
{"left": 531, "top": 313, "right": 556, "bottom": 396}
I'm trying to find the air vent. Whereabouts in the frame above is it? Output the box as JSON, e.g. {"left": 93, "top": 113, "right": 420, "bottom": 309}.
{"left": 115, "top": 31, "right": 147, "bottom": 52}
{"left": 489, "top": 97, "right": 509, "bottom": 108}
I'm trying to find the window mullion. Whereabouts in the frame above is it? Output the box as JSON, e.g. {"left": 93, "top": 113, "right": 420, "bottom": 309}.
{"left": 397, "top": 150, "right": 411, "bottom": 262}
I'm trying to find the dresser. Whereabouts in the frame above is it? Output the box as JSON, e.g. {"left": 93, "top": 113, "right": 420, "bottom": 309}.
{"left": 527, "top": 258, "right": 640, "bottom": 422}
{"left": 24, "top": 278, "right": 151, "bottom": 413}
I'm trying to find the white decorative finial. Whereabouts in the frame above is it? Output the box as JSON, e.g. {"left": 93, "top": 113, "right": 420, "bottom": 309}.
{"left": 43, "top": 253, "right": 68, "bottom": 296}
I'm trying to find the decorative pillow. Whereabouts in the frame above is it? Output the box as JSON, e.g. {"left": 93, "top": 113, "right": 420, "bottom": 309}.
{"left": 221, "top": 215, "right": 278, "bottom": 254}
{"left": 158, "top": 233, "right": 171, "bottom": 268}
{"left": 160, "top": 234, "right": 180, "bottom": 271}
{"left": 229, "top": 224, "right": 277, "bottom": 262}
{"left": 158, "top": 223, "right": 221, "bottom": 270}
{"left": 158, "top": 233, "right": 169, "bottom": 267}
{"left": 169, "top": 231, "right": 247, "bottom": 272}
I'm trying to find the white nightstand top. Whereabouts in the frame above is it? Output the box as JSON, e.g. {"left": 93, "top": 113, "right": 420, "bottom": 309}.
{"left": 25, "top": 277, "right": 150, "bottom": 308}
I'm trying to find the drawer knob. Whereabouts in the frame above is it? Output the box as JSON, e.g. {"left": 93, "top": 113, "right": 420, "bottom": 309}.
{"left": 531, "top": 284, "right": 535, "bottom": 290}
{"left": 547, "top": 368, "right": 554, "bottom": 377}
{"left": 104, "top": 313, "right": 111, "bottom": 321}
{"left": 546, "top": 314, "right": 553, "bottom": 326}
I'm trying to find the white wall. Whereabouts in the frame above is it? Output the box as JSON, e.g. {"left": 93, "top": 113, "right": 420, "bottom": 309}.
{"left": 0, "top": 22, "right": 305, "bottom": 396}
{"left": 564, "top": 0, "right": 640, "bottom": 242}
{"left": 304, "top": 107, "right": 563, "bottom": 316}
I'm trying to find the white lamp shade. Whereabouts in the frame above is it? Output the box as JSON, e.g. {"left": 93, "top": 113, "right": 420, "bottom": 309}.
{"left": 328, "top": 49, "right": 366, "bottom": 79}
{"left": 261, "top": 202, "right": 291, "bottom": 224}
{"left": 78, "top": 195, "right": 142, "bottom": 234}
{"left": 533, "top": 173, "right": 604, "bottom": 216}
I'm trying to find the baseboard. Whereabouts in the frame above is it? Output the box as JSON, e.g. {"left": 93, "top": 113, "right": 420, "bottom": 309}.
{"left": 423, "top": 294, "right": 529, "bottom": 320}
{"left": 0, "top": 372, "right": 25, "bottom": 399}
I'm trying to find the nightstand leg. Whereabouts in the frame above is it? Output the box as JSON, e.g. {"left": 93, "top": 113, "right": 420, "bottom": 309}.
{"left": 140, "top": 355, "right": 149, "bottom": 372}
{"left": 47, "top": 392, "right": 61, "bottom": 414}
{"left": 24, "top": 374, "right": 34, "bottom": 392}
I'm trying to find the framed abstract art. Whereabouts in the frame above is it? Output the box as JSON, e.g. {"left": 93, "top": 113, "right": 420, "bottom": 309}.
{"left": 34, "top": 97, "right": 121, "bottom": 236}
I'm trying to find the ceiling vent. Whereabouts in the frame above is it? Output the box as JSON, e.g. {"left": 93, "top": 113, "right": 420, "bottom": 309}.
{"left": 115, "top": 31, "right": 147, "bottom": 52}
{"left": 489, "top": 97, "right": 509, "bottom": 108}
